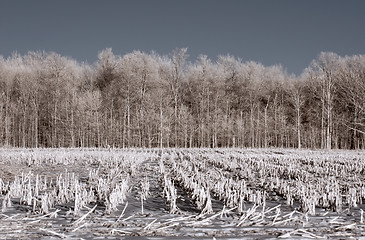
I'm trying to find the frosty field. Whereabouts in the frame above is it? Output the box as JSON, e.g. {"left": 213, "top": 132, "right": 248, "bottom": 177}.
{"left": 1, "top": 148, "right": 365, "bottom": 239}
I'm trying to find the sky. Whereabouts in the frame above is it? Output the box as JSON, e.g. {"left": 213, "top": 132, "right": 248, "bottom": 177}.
{"left": 0, "top": 0, "right": 364, "bottom": 75}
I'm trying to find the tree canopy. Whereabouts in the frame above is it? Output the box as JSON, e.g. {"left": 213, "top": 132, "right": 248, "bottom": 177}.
{"left": 0, "top": 50, "right": 364, "bottom": 149}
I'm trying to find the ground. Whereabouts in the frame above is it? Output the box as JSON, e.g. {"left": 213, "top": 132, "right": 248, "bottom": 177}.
{"left": 1, "top": 148, "right": 365, "bottom": 239}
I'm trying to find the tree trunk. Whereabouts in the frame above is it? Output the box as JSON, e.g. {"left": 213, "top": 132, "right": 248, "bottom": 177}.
{"left": 321, "top": 94, "right": 325, "bottom": 149}
{"left": 264, "top": 97, "right": 270, "bottom": 148}
{"left": 127, "top": 96, "right": 131, "bottom": 147}
{"left": 160, "top": 101, "right": 163, "bottom": 148}
{"left": 174, "top": 95, "right": 178, "bottom": 147}
{"left": 250, "top": 105, "right": 254, "bottom": 148}
{"left": 326, "top": 75, "right": 332, "bottom": 150}
{"left": 257, "top": 104, "right": 260, "bottom": 147}
{"left": 33, "top": 100, "right": 39, "bottom": 148}
{"left": 297, "top": 107, "right": 301, "bottom": 149}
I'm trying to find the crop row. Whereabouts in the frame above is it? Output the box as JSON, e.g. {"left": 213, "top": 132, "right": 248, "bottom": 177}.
{"left": 158, "top": 149, "right": 365, "bottom": 215}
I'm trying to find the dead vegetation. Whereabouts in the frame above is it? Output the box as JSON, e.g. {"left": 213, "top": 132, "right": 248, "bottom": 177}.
{"left": 1, "top": 148, "right": 365, "bottom": 239}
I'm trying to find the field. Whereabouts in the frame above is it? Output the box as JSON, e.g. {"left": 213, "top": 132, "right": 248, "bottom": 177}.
{"left": 1, "top": 148, "right": 365, "bottom": 239}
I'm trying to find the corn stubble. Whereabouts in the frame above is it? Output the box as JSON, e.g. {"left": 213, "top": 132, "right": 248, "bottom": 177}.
{"left": 0, "top": 148, "right": 365, "bottom": 238}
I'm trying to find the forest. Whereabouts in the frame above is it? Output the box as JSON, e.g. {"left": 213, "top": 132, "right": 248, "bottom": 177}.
{"left": 0, "top": 49, "right": 364, "bottom": 149}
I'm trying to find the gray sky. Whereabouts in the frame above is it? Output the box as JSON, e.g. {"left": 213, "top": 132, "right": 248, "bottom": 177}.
{"left": 1, "top": 0, "right": 364, "bottom": 75}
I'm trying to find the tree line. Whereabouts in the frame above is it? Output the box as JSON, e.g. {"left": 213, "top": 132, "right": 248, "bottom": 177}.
{"left": 0, "top": 49, "right": 364, "bottom": 149}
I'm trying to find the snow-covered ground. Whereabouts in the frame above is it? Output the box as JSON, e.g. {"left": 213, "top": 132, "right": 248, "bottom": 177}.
{"left": 1, "top": 148, "right": 365, "bottom": 239}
